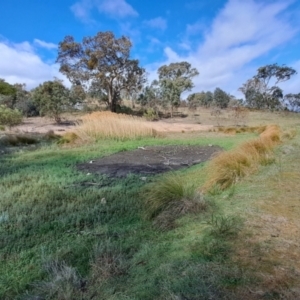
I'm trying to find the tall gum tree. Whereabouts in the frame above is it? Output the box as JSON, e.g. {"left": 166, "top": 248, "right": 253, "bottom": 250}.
{"left": 239, "top": 64, "right": 297, "bottom": 110}
{"left": 56, "top": 31, "right": 145, "bottom": 112}
{"left": 158, "top": 62, "right": 199, "bottom": 117}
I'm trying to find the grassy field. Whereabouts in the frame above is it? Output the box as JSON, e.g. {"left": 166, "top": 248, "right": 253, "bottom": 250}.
{"left": 0, "top": 109, "right": 300, "bottom": 299}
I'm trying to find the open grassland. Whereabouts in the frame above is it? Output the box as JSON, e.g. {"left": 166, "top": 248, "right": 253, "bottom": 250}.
{"left": 0, "top": 110, "right": 300, "bottom": 299}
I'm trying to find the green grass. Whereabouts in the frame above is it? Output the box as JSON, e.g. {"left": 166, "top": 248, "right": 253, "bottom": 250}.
{"left": 0, "top": 129, "right": 287, "bottom": 299}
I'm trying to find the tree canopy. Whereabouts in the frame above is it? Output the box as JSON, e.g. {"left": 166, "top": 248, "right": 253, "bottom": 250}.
{"left": 57, "top": 31, "right": 145, "bottom": 112}
{"left": 239, "top": 64, "right": 297, "bottom": 110}
{"left": 0, "top": 79, "right": 17, "bottom": 97}
{"left": 213, "top": 88, "right": 231, "bottom": 109}
{"left": 31, "top": 79, "right": 70, "bottom": 123}
{"left": 157, "top": 62, "right": 199, "bottom": 116}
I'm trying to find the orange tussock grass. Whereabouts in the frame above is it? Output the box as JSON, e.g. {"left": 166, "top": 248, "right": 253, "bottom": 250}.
{"left": 203, "top": 150, "right": 256, "bottom": 191}
{"left": 74, "top": 111, "right": 158, "bottom": 141}
{"left": 259, "top": 124, "right": 281, "bottom": 144}
{"left": 217, "top": 125, "right": 268, "bottom": 135}
{"left": 203, "top": 125, "right": 281, "bottom": 192}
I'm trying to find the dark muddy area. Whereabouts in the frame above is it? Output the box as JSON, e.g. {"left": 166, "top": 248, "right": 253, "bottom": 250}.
{"left": 77, "top": 145, "right": 222, "bottom": 178}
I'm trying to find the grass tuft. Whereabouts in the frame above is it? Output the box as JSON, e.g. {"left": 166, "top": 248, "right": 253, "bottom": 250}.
{"left": 204, "top": 150, "right": 255, "bottom": 190}
{"left": 58, "top": 132, "right": 79, "bottom": 144}
{"left": 144, "top": 174, "right": 208, "bottom": 230}
{"left": 203, "top": 125, "right": 281, "bottom": 191}
{"left": 74, "top": 111, "right": 158, "bottom": 141}
{"left": 28, "top": 260, "right": 83, "bottom": 300}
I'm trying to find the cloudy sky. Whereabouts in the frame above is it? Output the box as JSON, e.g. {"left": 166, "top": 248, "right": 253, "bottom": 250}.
{"left": 0, "top": 0, "right": 300, "bottom": 98}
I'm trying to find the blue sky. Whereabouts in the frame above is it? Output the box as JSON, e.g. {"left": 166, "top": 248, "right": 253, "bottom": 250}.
{"left": 0, "top": 0, "right": 300, "bottom": 98}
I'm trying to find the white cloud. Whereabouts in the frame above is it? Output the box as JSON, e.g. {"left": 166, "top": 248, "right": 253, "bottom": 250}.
{"left": 144, "top": 17, "right": 167, "bottom": 31}
{"left": 0, "top": 40, "right": 69, "bottom": 90}
{"left": 71, "top": 0, "right": 93, "bottom": 22}
{"left": 71, "top": 0, "right": 138, "bottom": 22}
{"left": 186, "top": 21, "right": 205, "bottom": 36}
{"left": 34, "top": 39, "right": 57, "bottom": 50}
{"left": 147, "top": 0, "right": 298, "bottom": 97}
{"left": 98, "top": 0, "right": 138, "bottom": 18}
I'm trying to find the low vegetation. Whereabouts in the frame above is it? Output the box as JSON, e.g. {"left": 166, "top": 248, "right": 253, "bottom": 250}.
{"left": 0, "top": 105, "right": 22, "bottom": 127}
{"left": 74, "top": 111, "right": 158, "bottom": 141}
{"left": 0, "top": 106, "right": 299, "bottom": 299}
{"left": 203, "top": 124, "right": 281, "bottom": 191}
{"left": 143, "top": 174, "right": 208, "bottom": 230}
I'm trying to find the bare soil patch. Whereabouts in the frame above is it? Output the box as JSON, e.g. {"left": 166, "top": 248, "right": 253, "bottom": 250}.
{"left": 77, "top": 145, "right": 222, "bottom": 178}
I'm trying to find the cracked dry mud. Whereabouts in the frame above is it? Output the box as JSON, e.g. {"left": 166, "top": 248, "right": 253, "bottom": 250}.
{"left": 77, "top": 145, "right": 222, "bottom": 178}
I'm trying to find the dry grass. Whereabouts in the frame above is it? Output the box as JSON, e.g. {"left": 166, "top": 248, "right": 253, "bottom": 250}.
{"left": 203, "top": 125, "right": 282, "bottom": 191}
{"left": 74, "top": 111, "right": 158, "bottom": 141}
{"left": 260, "top": 124, "right": 281, "bottom": 143}
{"left": 58, "top": 132, "right": 79, "bottom": 144}
{"left": 231, "top": 138, "right": 300, "bottom": 298}
{"left": 217, "top": 125, "right": 267, "bottom": 135}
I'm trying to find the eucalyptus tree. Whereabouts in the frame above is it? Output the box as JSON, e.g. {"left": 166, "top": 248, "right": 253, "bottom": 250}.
{"left": 239, "top": 64, "right": 297, "bottom": 110}
{"left": 213, "top": 88, "right": 231, "bottom": 109}
{"left": 284, "top": 93, "right": 300, "bottom": 111}
{"left": 158, "top": 62, "right": 199, "bottom": 117}
{"left": 57, "top": 31, "right": 145, "bottom": 112}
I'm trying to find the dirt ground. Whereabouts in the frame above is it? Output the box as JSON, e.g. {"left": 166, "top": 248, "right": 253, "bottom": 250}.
{"left": 77, "top": 145, "right": 222, "bottom": 178}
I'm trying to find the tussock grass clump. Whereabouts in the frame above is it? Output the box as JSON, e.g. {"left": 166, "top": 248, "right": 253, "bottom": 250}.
{"left": 29, "top": 261, "right": 83, "bottom": 300}
{"left": 240, "top": 138, "right": 274, "bottom": 165}
{"left": 204, "top": 125, "right": 281, "bottom": 191}
{"left": 144, "top": 174, "right": 207, "bottom": 230}
{"left": 74, "top": 111, "right": 158, "bottom": 141}
{"left": 90, "top": 242, "right": 128, "bottom": 285}
{"left": 58, "top": 132, "right": 79, "bottom": 144}
{"left": 204, "top": 150, "right": 255, "bottom": 190}
{"left": 260, "top": 124, "right": 281, "bottom": 143}
{"left": 218, "top": 125, "right": 267, "bottom": 135}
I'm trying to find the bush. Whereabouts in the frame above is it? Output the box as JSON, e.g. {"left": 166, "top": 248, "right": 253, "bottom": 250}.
{"left": 58, "top": 132, "right": 79, "bottom": 144}
{"left": 143, "top": 108, "right": 159, "bottom": 121}
{"left": 0, "top": 105, "right": 22, "bottom": 127}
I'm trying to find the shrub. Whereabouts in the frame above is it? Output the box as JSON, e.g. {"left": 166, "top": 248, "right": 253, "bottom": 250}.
{"left": 143, "top": 108, "right": 159, "bottom": 121}
{"left": 58, "top": 132, "right": 79, "bottom": 144}
{"left": 0, "top": 105, "right": 22, "bottom": 127}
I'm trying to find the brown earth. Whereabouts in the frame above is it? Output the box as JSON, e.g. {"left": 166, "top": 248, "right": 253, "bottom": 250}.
{"left": 77, "top": 145, "right": 222, "bottom": 178}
